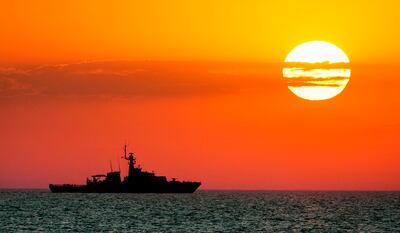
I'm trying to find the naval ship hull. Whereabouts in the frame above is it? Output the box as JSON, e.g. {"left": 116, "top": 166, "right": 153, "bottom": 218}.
{"left": 49, "top": 181, "right": 201, "bottom": 193}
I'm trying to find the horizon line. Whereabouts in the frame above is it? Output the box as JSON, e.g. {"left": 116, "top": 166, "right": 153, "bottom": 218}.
{"left": 2, "top": 188, "right": 400, "bottom": 192}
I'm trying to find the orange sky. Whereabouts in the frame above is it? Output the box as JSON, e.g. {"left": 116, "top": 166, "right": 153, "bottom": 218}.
{"left": 1, "top": 1, "right": 400, "bottom": 189}
{"left": 1, "top": 0, "right": 400, "bottom": 64}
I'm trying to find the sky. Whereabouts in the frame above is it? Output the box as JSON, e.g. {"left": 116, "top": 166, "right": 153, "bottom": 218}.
{"left": 1, "top": 1, "right": 400, "bottom": 189}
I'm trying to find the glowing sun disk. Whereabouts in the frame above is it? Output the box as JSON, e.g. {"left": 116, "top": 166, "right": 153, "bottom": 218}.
{"left": 283, "top": 41, "right": 350, "bottom": 101}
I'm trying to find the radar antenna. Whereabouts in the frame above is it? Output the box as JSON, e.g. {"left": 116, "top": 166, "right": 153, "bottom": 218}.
{"left": 124, "top": 143, "right": 128, "bottom": 160}
{"left": 123, "top": 143, "right": 136, "bottom": 178}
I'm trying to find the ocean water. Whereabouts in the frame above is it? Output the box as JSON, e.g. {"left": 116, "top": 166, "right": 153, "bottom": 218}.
{"left": 1, "top": 190, "right": 399, "bottom": 232}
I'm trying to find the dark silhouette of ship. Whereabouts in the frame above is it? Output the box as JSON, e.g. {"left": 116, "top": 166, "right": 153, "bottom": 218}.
{"left": 49, "top": 145, "right": 201, "bottom": 193}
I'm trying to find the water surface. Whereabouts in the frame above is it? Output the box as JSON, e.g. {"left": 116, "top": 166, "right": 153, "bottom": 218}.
{"left": 1, "top": 190, "right": 399, "bottom": 232}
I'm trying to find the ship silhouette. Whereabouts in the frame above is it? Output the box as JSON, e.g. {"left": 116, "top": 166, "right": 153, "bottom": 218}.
{"left": 49, "top": 144, "right": 201, "bottom": 193}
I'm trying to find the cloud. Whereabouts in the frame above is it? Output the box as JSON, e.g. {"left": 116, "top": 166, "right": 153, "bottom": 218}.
{"left": 0, "top": 76, "right": 36, "bottom": 96}
{"left": 283, "top": 62, "right": 350, "bottom": 69}
{"left": 0, "top": 61, "right": 282, "bottom": 99}
{"left": 287, "top": 82, "right": 342, "bottom": 87}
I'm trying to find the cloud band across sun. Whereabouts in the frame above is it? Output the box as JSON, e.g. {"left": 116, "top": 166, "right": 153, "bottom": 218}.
{"left": 283, "top": 41, "right": 351, "bottom": 100}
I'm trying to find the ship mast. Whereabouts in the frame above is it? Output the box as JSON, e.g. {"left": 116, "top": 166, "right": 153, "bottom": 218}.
{"left": 123, "top": 143, "right": 135, "bottom": 178}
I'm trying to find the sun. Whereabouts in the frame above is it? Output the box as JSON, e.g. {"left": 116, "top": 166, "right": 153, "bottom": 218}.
{"left": 282, "top": 41, "right": 351, "bottom": 101}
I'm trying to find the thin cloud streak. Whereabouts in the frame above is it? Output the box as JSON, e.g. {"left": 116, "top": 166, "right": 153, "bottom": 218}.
{"left": 0, "top": 61, "right": 282, "bottom": 99}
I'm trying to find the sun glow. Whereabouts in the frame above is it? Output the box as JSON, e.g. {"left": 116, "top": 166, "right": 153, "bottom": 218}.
{"left": 283, "top": 41, "right": 351, "bottom": 101}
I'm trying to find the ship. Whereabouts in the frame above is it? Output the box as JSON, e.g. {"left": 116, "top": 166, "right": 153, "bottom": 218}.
{"left": 49, "top": 144, "right": 201, "bottom": 193}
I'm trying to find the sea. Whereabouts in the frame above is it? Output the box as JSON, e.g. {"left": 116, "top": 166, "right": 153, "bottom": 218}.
{"left": 1, "top": 190, "right": 399, "bottom": 232}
